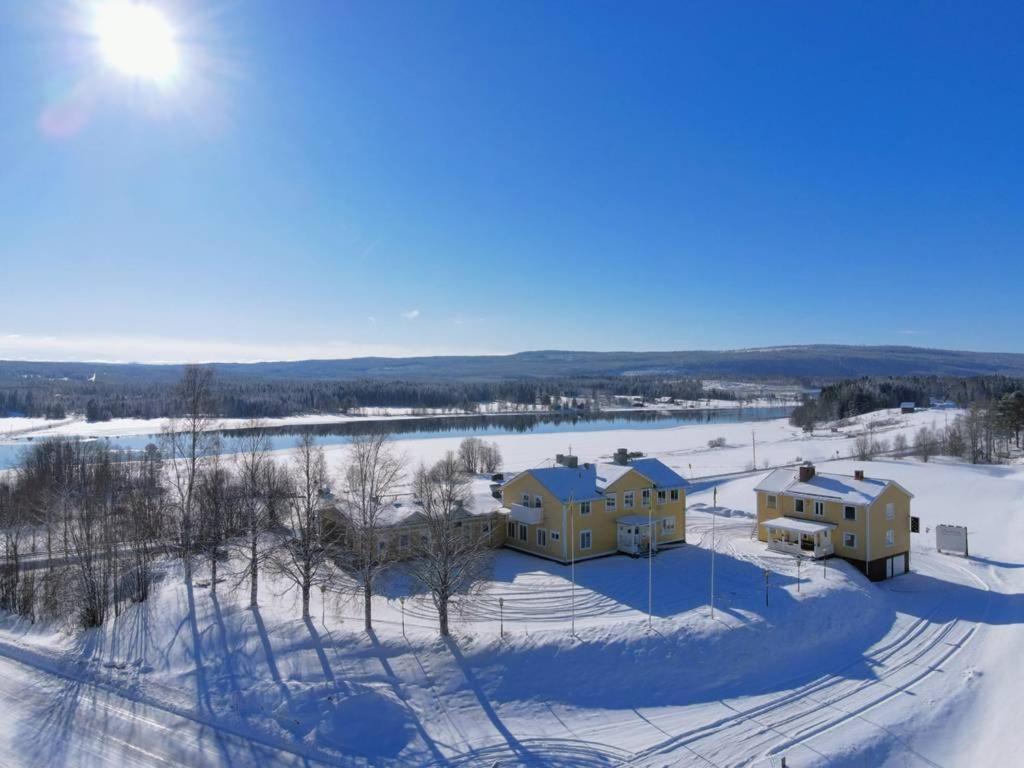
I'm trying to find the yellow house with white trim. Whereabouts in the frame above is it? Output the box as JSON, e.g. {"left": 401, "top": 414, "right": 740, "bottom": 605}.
{"left": 500, "top": 453, "right": 687, "bottom": 563}
{"left": 754, "top": 462, "right": 913, "bottom": 581}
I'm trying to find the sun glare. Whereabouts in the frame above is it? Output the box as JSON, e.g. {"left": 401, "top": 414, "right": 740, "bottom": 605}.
{"left": 94, "top": 2, "right": 179, "bottom": 83}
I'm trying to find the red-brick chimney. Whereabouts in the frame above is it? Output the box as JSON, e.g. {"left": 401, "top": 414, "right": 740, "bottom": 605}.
{"left": 798, "top": 462, "right": 815, "bottom": 482}
{"left": 854, "top": 469, "right": 865, "bottom": 481}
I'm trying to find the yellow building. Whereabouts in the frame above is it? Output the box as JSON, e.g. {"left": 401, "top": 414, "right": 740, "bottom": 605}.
{"left": 500, "top": 452, "right": 687, "bottom": 563}
{"left": 754, "top": 462, "right": 913, "bottom": 581}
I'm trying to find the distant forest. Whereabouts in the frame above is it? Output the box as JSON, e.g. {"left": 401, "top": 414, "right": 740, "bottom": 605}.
{"left": 0, "top": 371, "right": 731, "bottom": 421}
{"left": 789, "top": 375, "right": 1024, "bottom": 429}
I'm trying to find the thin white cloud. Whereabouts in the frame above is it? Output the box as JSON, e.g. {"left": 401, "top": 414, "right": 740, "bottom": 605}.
{"left": 367, "top": 316, "right": 377, "bottom": 324}
{"left": 0, "top": 333, "right": 498, "bottom": 364}
{"left": 400, "top": 309, "right": 420, "bottom": 320}
{"left": 897, "top": 329, "right": 923, "bottom": 336}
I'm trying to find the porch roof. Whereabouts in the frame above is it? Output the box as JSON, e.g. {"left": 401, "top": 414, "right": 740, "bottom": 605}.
{"left": 760, "top": 517, "right": 836, "bottom": 535}
{"left": 617, "top": 514, "right": 654, "bottom": 526}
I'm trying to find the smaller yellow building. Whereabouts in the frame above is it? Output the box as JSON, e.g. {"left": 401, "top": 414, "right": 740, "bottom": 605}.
{"left": 500, "top": 453, "right": 687, "bottom": 563}
{"left": 754, "top": 462, "right": 913, "bottom": 581}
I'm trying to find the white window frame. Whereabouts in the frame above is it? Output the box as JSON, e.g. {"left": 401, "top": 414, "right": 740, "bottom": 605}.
{"left": 794, "top": 498, "right": 805, "bottom": 513}
{"left": 641, "top": 488, "right": 651, "bottom": 507}
{"left": 767, "top": 494, "right": 777, "bottom": 510}
{"left": 885, "top": 528, "right": 895, "bottom": 547}
{"left": 579, "top": 500, "right": 591, "bottom": 516}
{"left": 670, "top": 489, "right": 680, "bottom": 501}
{"left": 843, "top": 532, "right": 857, "bottom": 549}
{"left": 549, "top": 529, "right": 560, "bottom": 542}
{"left": 518, "top": 523, "right": 527, "bottom": 542}
{"left": 604, "top": 493, "right": 617, "bottom": 512}
{"left": 886, "top": 502, "right": 895, "bottom": 520}
{"left": 661, "top": 517, "right": 676, "bottom": 534}
{"left": 533, "top": 495, "right": 543, "bottom": 509}
{"left": 657, "top": 490, "right": 667, "bottom": 504}
{"left": 507, "top": 521, "right": 515, "bottom": 537}
{"left": 813, "top": 500, "right": 825, "bottom": 517}
{"left": 844, "top": 505, "right": 856, "bottom": 521}
{"left": 537, "top": 528, "right": 547, "bottom": 547}
{"left": 521, "top": 492, "right": 530, "bottom": 507}
{"left": 580, "top": 529, "right": 592, "bottom": 551}
{"left": 623, "top": 490, "right": 635, "bottom": 510}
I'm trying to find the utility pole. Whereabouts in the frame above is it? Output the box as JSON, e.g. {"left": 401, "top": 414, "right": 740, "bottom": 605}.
{"left": 764, "top": 568, "right": 770, "bottom": 607}
{"left": 797, "top": 556, "right": 801, "bottom": 593}
{"left": 752, "top": 431, "right": 757, "bottom": 469}
{"left": 498, "top": 597, "right": 504, "bottom": 639}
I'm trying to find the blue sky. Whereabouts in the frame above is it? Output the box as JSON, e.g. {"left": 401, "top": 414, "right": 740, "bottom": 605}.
{"left": 2, "top": 1, "right": 1023, "bottom": 362}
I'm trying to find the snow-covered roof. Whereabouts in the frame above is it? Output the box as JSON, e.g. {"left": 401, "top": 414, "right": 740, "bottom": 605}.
{"left": 527, "top": 465, "right": 604, "bottom": 503}
{"left": 760, "top": 517, "right": 837, "bottom": 534}
{"left": 617, "top": 514, "right": 656, "bottom": 526}
{"left": 511, "top": 458, "right": 687, "bottom": 503}
{"left": 755, "top": 467, "right": 912, "bottom": 505}
{"left": 594, "top": 463, "right": 632, "bottom": 491}
{"left": 628, "top": 458, "right": 688, "bottom": 489}
{"left": 900, "top": 402, "right": 915, "bottom": 408}
{"left": 333, "top": 477, "right": 504, "bottom": 528}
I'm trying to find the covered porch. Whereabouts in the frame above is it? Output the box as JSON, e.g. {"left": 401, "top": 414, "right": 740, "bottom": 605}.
{"left": 761, "top": 517, "right": 835, "bottom": 559}
{"left": 616, "top": 514, "right": 658, "bottom": 557}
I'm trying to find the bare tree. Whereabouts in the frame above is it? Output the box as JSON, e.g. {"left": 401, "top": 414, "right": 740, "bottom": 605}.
{"left": 270, "top": 434, "right": 330, "bottom": 619}
{"left": 163, "top": 365, "right": 216, "bottom": 583}
{"left": 893, "top": 433, "right": 909, "bottom": 455}
{"left": 233, "top": 422, "right": 273, "bottom": 609}
{"left": 479, "top": 441, "right": 503, "bottom": 474}
{"left": 457, "top": 437, "right": 483, "bottom": 474}
{"left": 338, "top": 432, "right": 404, "bottom": 632}
{"left": 196, "top": 448, "right": 231, "bottom": 592}
{"left": 853, "top": 433, "right": 874, "bottom": 461}
{"left": 408, "top": 452, "right": 492, "bottom": 637}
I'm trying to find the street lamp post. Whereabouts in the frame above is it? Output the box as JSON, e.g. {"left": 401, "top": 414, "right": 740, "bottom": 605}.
{"left": 498, "top": 597, "right": 504, "bottom": 639}
{"left": 400, "top": 596, "right": 406, "bottom": 637}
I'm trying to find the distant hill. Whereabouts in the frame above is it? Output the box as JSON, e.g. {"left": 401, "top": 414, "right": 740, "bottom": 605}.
{"left": 4, "top": 345, "right": 1024, "bottom": 383}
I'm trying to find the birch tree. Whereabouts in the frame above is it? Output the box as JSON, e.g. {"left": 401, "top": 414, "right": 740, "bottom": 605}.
{"left": 408, "top": 452, "right": 492, "bottom": 637}
{"left": 339, "top": 432, "right": 404, "bottom": 632}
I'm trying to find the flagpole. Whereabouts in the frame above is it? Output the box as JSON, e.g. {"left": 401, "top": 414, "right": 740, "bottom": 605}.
{"left": 710, "top": 485, "right": 716, "bottom": 620}
{"left": 648, "top": 485, "right": 654, "bottom": 630}
{"left": 570, "top": 493, "right": 576, "bottom": 638}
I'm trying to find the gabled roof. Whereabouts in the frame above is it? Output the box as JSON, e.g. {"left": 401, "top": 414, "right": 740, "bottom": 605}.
{"left": 627, "top": 458, "right": 688, "bottom": 488}
{"left": 506, "top": 457, "right": 687, "bottom": 503}
{"left": 755, "top": 467, "right": 913, "bottom": 505}
{"left": 524, "top": 465, "right": 603, "bottom": 503}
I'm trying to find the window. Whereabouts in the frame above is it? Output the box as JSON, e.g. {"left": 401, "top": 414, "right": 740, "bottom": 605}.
{"left": 813, "top": 501, "right": 825, "bottom": 517}
{"left": 378, "top": 540, "right": 387, "bottom": 553}
{"left": 580, "top": 529, "right": 592, "bottom": 551}
{"left": 886, "top": 502, "right": 895, "bottom": 520}
{"left": 623, "top": 491, "right": 635, "bottom": 509}
{"left": 844, "top": 506, "right": 856, "bottom": 521}
{"left": 550, "top": 530, "right": 560, "bottom": 542}
{"left": 521, "top": 492, "right": 530, "bottom": 507}
{"left": 767, "top": 494, "right": 777, "bottom": 510}
{"left": 605, "top": 493, "right": 617, "bottom": 512}
{"left": 482, "top": 522, "right": 490, "bottom": 534}
{"left": 657, "top": 490, "right": 667, "bottom": 504}
{"left": 795, "top": 498, "right": 805, "bottom": 513}
{"left": 537, "top": 528, "right": 547, "bottom": 547}
{"left": 670, "top": 489, "right": 680, "bottom": 501}
{"left": 399, "top": 534, "right": 409, "bottom": 549}
{"left": 641, "top": 489, "right": 651, "bottom": 507}
{"left": 661, "top": 517, "right": 676, "bottom": 534}
{"left": 885, "top": 528, "right": 895, "bottom": 547}
{"left": 534, "top": 495, "right": 543, "bottom": 509}
{"left": 518, "top": 523, "right": 527, "bottom": 542}
{"left": 420, "top": 533, "right": 429, "bottom": 547}
{"left": 843, "top": 532, "right": 857, "bottom": 549}
{"left": 507, "top": 521, "right": 515, "bottom": 537}
{"left": 580, "top": 500, "right": 591, "bottom": 516}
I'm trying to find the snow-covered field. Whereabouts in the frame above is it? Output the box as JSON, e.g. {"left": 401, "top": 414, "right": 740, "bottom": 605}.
{"left": 0, "top": 408, "right": 1020, "bottom": 767}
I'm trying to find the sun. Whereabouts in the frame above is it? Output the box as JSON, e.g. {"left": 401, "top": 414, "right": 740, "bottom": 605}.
{"left": 94, "top": 2, "right": 180, "bottom": 83}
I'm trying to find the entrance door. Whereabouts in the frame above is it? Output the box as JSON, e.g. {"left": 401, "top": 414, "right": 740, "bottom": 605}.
{"left": 886, "top": 556, "right": 894, "bottom": 579}
{"left": 617, "top": 525, "right": 633, "bottom": 553}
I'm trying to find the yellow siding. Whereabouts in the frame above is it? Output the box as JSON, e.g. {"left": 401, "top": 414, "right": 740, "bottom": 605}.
{"left": 502, "top": 467, "right": 686, "bottom": 563}
{"left": 866, "top": 484, "right": 911, "bottom": 558}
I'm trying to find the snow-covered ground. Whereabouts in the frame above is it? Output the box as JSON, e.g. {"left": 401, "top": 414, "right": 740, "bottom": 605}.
{"left": 1, "top": 409, "right": 1020, "bottom": 767}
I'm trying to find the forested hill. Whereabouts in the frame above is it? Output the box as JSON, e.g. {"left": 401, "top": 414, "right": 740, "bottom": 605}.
{"left": 4, "top": 345, "right": 1024, "bottom": 383}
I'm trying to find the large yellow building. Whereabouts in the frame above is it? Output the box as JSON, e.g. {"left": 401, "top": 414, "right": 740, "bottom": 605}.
{"left": 754, "top": 462, "right": 913, "bottom": 581}
{"left": 500, "top": 452, "right": 688, "bottom": 563}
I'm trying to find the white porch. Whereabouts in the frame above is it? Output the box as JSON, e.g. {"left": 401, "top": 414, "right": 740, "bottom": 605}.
{"left": 616, "top": 514, "right": 658, "bottom": 556}
{"left": 761, "top": 517, "right": 835, "bottom": 559}
{"left": 507, "top": 503, "right": 544, "bottom": 525}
